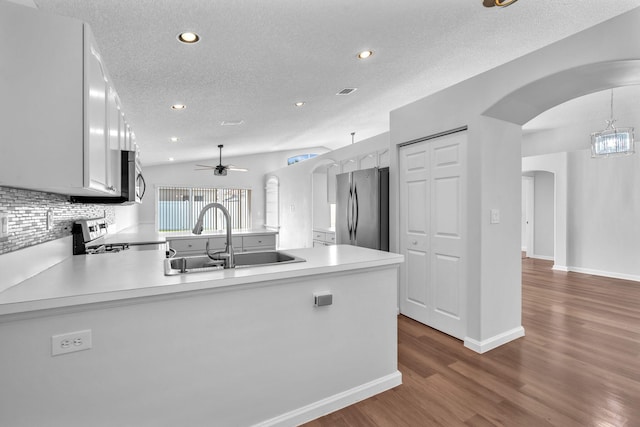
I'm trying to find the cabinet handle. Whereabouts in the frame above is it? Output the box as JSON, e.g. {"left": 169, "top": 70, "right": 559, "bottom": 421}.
{"left": 411, "top": 240, "right": 418, "bottom": 245}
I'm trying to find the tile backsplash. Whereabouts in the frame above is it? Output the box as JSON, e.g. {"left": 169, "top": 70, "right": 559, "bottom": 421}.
{"left": 0, "top": 186, "right": 115, "bottom": 255}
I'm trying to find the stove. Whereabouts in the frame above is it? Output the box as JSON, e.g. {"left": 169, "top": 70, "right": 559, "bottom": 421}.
{"left": 72, "top": 218, "right": 129, "bottom": 255}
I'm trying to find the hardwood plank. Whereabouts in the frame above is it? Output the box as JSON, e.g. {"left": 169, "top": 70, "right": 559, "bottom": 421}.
{"left": 302, "top": 259, "right": 640, "bottom": 426}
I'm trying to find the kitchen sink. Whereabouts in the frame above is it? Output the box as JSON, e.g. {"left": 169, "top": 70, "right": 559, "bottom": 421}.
{"left": 164, "top": 251, "right": 305, "bottom": 275}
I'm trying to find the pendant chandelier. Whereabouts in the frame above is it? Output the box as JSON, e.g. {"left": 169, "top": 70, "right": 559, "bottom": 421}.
{"left": 590, "top": 89, "right": 635, "bottom": 158}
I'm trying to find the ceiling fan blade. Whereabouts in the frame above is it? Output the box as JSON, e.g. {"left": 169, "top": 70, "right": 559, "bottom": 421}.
{"left": 226, "top": 165, "right": 248, "bottom": 172}
{"left": 195, "top": 164, "right": 216, "bottom": 169}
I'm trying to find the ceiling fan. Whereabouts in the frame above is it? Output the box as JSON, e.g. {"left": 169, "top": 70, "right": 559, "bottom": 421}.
{"left": 483, "top": 0, "right": 518, "bottom": 6}
{"left": 195, "top": 144, "right": 248, "bottom": 176}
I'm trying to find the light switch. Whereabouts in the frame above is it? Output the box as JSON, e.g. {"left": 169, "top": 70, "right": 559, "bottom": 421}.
{"left": 490, "top": 209, "right": 500, "bottom": 224}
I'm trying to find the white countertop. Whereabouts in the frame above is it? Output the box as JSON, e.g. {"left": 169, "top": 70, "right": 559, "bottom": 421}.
{"left": 0, "top": 245, "right": 403, "bottom": 317}
{"left": 94, "top": 224, "right": 278, "bottom": 246}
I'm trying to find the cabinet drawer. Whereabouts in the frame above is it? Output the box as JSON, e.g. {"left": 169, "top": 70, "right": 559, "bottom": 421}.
{"left": 325, "top": 233, "right": 336, "bottom": 244}
{"left": 169, "top": 239, "right": 207, "bottom": 254}
{"left": 208, "top": 236, "right": 242, "bottom": 251}
{"left": 242, "top": 234, "right": 275, "bottom": 249}
{"left": 313, "top": 231, "right": 326, "bottom": 241}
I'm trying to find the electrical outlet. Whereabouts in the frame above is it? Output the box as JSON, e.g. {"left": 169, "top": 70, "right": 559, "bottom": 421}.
{"left": 46, "top": 209, "right": 53, "bottom": 231}
{"left": 51, "top": 330, "right": 92, "bottom": 356}
{"left": 0, "top": 212, "right": 8, "bottom": 243}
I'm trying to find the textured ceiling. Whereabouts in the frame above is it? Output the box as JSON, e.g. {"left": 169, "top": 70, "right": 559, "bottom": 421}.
{"left": 30, "top": 0, "right": 640, "bottom": 165}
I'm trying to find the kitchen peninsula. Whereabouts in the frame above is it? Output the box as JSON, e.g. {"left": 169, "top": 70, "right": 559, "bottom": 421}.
{"left": 0, "top": 245, "right": 403, "bottom": 427}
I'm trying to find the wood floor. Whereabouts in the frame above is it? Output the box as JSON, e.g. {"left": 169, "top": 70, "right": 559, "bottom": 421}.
{"left": 304, "top": 258, "right": 640, "bottom": 426}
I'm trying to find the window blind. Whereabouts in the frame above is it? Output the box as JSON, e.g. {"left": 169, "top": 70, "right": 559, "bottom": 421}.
{"left": 158, "top": 186, "right": 251, "bottom": 232}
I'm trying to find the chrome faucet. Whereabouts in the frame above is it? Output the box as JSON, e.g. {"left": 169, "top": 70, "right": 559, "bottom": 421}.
{"left": 192, "top": 203, "right": 235, "bottom": 269}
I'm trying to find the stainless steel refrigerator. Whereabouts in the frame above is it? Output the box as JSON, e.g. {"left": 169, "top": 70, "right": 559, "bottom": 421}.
{"left": 336, "top": 167, "right": 389, "bottom": 251}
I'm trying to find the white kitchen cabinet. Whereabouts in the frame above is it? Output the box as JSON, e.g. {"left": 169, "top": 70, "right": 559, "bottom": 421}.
{"left": 358, "top": 152, "right": 378, "bottom": 170}
{"left": 312, "top": 229, "right": 336, "bottom": 247}
{"left": 341, "top": 158, "right": 358, "bottom": 173}
{"left": 242, "top": 234, "right": 276, "bottom": 252}
{"left": 378, "top": 149, "right": 390, "bottom": 168}
{"left": 168, "top": 238, "right": 209, "bottom": 255}
{"left": 326, "top": 163, "right": 340, "bottom": 204}
{"left": 0, "top": 2, "right": 132, "bottom": 197}
{"left": 168, "top": 234, "right": 275, "bottom": 256}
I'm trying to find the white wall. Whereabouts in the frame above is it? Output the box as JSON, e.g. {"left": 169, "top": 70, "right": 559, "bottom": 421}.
{"left": 567, "top": 149, "right": 640, "bottom": 280}
{"left": 138, "top": 148, "right": 328, "bottom": 230}
{"left": 389, "top": 7, "right": 640, "bottom": 350}
{"left": 112, "top": 204, "right": 139, "bottom": 232}
{"left": 533, "top": 171, "right": 554, "bottom": 259}
{"left": 523, "top": 133, "right": 640, "bottom": 280}
{"left": 265, "top": 133, "right": 390, "bottom": 249}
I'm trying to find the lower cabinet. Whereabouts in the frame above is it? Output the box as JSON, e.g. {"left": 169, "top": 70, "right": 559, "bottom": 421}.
{"left": 312, "top": 229, "right": 336, "bottom": 247}
{"left": 169, "top": 234, "right": 275, "bottom": 256}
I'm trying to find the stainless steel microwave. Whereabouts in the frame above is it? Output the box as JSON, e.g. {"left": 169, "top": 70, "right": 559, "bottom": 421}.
{"left": 70, "top": 150, "right": 146, "bottom": 205}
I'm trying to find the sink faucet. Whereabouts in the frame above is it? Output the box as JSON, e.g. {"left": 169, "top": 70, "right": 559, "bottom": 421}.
{"left": 192, "top": 203, "right": 235, "bottom": 269}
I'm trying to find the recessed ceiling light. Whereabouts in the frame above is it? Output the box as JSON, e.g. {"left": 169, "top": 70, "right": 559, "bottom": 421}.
{"left": 170, "top": 137, "right": 179, "bottom": 142}
{"left": 220, "top": 120, "right": 244, "bottom": 126}
{"left": 168, "top": 157, "right": 175, "bottom": 162}
{"left": 171, "top": 104, "right": 186, "bottom": 110}
{"left": 177, "top": 32, "right": 200, "bottom": 44}
{"left": 357, "top": 50, "right": 373, "bottom": 59}
{"left": 295, "top": 101, "right": 305, "bottom": 107}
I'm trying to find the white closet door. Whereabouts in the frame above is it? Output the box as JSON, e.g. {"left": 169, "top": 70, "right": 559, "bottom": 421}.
{"left": 399, "top": 143, "right": 430, "bottom": 323}
{"left": 399, "top": 131, "right": 467, "bottom": 339}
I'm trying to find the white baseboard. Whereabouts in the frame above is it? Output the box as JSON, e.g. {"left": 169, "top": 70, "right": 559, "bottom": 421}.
{"left": 464, "top": 326, "right": 525, "bottom": 354}
{"left": 552, "top": 265, "right": 569, "bottom": 272}
{"left": 530, "top": 254, "right": 554, "bottom": 261}
{"left": 566, "top": 266, "right": 640, "bottom": 283}
{"left": 254, "top": 371, "right": 402, "bottom": 427}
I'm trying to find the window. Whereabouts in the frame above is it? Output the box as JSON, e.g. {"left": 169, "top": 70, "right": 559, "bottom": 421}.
{"left": 158, "top": 186, "right": 251, "bottom": 232}
{"left": 287, "top": 153, "right": 317, "bottom": 165}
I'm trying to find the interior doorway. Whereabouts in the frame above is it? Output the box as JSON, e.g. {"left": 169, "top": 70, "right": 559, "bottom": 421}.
{"left": 521, "top": 169, "right": 556, "bottom": 262}
{"left": 521, "top": 175, "right": 534, "bottom": 258}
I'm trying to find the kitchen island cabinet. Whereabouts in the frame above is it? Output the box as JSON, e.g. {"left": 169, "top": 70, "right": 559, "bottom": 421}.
{"left": 0, "top": 245, "right": 402, "bottom": 427}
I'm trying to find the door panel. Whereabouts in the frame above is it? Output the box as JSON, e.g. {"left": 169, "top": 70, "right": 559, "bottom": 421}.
{"left": 434, "top": 176, "right": 460, "bottom": 237}
{"left": 399, "top": 131, "right": 467, "bottom": 340}
{"left": 407, "top": 250, "right": 428, "bottom": 305}
{"left": 430, "top": 134, "right": 466, "bottom": 338}
{"left": 433, "top": 253, "right": 460, "bottom": 318}
{"left": 399, "top": 144, "right": 430, "bottom": 320}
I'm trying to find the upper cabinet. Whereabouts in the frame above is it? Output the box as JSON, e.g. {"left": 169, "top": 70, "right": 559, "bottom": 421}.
{"left": 378, "top": 149, "right": 390, "bottom": 168}
{"left": 326, "top": 163, "right": 340, "bottom": 204}
{"left": 358, "top": 152, "right": 378, "bottom": 170}
{"left": 341, "top": 158, "right": 358, "bottom": 173}
{"left": 0, "top": 2, "right": 134, "bottom": 197}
